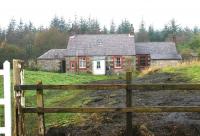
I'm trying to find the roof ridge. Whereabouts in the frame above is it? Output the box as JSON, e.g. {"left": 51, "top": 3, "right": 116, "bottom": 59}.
{"left": 72, "top": 34, "right": 130, "bottom": 36}
{"left": 136, "top": 42, "right": 175, "bottom": 44}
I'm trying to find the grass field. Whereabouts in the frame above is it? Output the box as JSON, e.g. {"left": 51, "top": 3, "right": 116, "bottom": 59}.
{"left": 0, "top": 70, "right": 118, "bottom": 135}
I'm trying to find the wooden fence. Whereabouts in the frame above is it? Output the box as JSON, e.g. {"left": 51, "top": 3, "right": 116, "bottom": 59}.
{"left": 13, "top": 59, "right": 200, "bottom": 136}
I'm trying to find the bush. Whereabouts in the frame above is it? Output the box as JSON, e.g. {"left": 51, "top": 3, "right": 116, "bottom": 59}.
{"left": 26, "top": 59, "right": 39, "bottom": 71}
{"left": 0, "top": 44, "right": 26, "bottom": 68}
{"left": 180, "top": 48, "right": 193, "bottom": 60}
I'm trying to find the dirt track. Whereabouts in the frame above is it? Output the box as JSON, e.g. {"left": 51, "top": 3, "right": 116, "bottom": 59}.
{"left": 46, "top": 72, "right": 200, "bottom": 136}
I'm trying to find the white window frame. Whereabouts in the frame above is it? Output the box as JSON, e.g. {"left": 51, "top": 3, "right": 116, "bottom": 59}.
{"left": 97, "top": 61, "right": 101, "bottom": 69}
{"left": 79, "top": 57, "right": 86, "bottom": 69}
{"left": 114, "top": 56, "right": 122, "bottom": 68}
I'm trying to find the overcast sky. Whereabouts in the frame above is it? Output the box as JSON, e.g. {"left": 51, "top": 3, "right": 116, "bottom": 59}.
{"left": 0, "top": 0, "right": 200, "bottom": 30}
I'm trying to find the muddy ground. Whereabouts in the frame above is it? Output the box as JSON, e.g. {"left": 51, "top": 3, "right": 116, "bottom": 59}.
{"left": 46, "top": 73, "right": 200, "bottom": 136}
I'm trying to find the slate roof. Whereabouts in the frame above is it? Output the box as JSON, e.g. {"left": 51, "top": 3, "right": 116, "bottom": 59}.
{"left": 135, "top": 42, "right": 182, "bottom": 60}
{"left": 38, "top": 49, "right": 67, "bottom": 59}
{"left": 38, "top": 36, "right": 182, "bottom": 60}
{"left": 66, "top": 34, "right": 136, "bottom": 56}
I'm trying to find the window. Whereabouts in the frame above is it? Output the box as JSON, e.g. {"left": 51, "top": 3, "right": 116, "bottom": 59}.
{"left": 79, "top": 57, "right": 86, "bottom": 69}
{"left": 140, "top": 56, "right": 147, "bottom": 66}
{"left": 97, "top": 61, "right": 101, "bottom": 69}
{"left": 70, "top": 61, "right": 76, "bottom": 69}
{"left": 114, "top": 56, "right": 122, "bottom": 68}
{"left": 97, "top": 39, "right": 103, "bottom": 46}
{"left": 137, "top": 55, "right": 150, "bottom": 69}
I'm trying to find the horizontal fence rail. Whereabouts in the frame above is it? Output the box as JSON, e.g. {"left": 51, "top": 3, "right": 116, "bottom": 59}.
{"left": 22, "top": 106, "right": 200, "bottom": 113}
{"left": 15, "top": 83, "right": 200, "bottom": 91}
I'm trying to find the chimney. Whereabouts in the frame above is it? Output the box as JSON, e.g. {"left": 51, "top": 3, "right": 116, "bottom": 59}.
{"left": 172, "top": 35, "right": 177, "bottom": 44}
{"left": 129, "top": 24, "right": 135, "bottom": 36}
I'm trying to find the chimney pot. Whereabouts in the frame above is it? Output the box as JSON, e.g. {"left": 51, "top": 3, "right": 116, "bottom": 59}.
{"left": 130, "top": 24, "right": 135, "bottom": 36}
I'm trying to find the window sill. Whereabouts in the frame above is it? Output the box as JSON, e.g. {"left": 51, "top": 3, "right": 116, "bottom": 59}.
{"left": 79, "top": 67, "right": 87, "bottom": 70}
{"left": 114, "top": 66, "right": 122, "bottom": 69}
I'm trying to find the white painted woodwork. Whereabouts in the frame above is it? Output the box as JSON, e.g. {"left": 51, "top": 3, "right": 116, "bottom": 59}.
{"left": 92, "top": 59, "right": 106, "bottom": 75}
{"left": 0, "top": 61, "right": 11, "bottom": 136}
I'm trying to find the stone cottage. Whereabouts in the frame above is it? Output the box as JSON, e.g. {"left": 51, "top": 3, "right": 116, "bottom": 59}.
{"left": 37, "top": 34, "right": 182, "bottom": 74}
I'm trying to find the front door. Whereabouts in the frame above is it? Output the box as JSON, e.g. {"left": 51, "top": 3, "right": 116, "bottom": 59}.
{"left": 92, "top": 59, "right": 105, "bottom": 75}
{"left": 61, "top": 60, "right": 66, "bottom": 73}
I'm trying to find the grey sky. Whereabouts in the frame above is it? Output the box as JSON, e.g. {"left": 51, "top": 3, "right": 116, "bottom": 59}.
{"left": 0, "top": 0, "right": 200, "bottom": 30}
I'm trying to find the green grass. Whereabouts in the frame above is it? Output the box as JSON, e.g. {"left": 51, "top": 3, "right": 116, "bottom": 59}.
{"left": 161, "top": 62, "right": 200, "bottom": 83}
{"left": 0, "top": 70, "right": 118, "bottom": 135}
{"left": 139, "top": 61, "right": 200, "bottom": 83}
{"left": 0, "top": 76, "right": 3, "bottom": 98}
{"left": 25, "top": 70, "right": 117, "bottom": 84}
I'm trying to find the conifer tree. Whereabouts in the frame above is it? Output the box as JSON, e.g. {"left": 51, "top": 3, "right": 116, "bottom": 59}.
{"left": 110, "top": 20, "right": 116, "bottom": 34}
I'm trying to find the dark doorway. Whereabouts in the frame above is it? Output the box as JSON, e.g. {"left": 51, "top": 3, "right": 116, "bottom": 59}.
{"left": 60, "top": 60, "right": 66, "bottom": 73}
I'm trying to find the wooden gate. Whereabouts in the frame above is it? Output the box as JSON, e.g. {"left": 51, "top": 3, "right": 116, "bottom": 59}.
{"left": 0, "top": 61, "right": 11, "bottom": 136}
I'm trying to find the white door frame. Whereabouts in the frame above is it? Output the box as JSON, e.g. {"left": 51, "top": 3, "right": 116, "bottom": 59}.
{"left": 0, "top": 61, "right": 11, "bottom": 136}
{"left": 92, "top": 57, "right": 106, "bottom": 75}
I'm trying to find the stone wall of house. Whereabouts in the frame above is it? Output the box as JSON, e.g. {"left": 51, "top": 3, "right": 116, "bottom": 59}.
{"left": 151, "top": 60, "right": 181, "bottom": 67}
{"left": 65, "top": 57, "right": 76, "bottom": 72}
{"left": 65, "top": 56, "right": 136, "bottom": 74}
{"left": 37, "top": 59, "right": 61, "bottom": 72}
{"left": 106, "top": 56, "right": 135, "bottom": 74}
{"left": 65, "top": 56, "right": 92, "bottom": 73}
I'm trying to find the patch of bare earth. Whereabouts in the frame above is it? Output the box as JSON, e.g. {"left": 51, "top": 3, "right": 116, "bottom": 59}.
{"left": 47, "top": 73, "right": 200, "bottom": 136}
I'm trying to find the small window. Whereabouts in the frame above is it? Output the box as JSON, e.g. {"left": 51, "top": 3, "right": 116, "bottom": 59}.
{"left": 97, "top": 39, "right": 103, "bottom": 46}
{"left": 71, "top": 63, "right": 75, "bottom": 68}
{"left": 70, "top": 61, "right": 76, "bottom": 69}
{"left": 140, "top": 56, "right": 146, "bottom": 66}
{"left": 137, "top": 55, "right": 150, "bottom": 67}
{"left": 79, "top": 57, "right": 86, "bottom": 69}
{"left": 97, "top": 61, "right": 101, "bottom": 69}
{"left": 54, "top": 53, "right": 58, "bottom": 58}
{"left": 114, "top": 56, "right": 122, "bottom": 68}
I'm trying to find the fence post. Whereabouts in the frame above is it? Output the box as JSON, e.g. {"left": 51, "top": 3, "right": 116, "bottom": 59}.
{"left": 126, "top": 71, "right": 133, "bottom": 136}
{"left": 13, "top": 59, "right": 25, "bottom": 136}
{"left": 3, "top": 61, "right": 11, "bottom": 136}
{"left": 36, "top": 81, "right": 45, "bottom": 136}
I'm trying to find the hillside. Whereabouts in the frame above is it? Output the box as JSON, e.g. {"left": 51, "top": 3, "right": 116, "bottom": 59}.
{"left": 138, "top": 61, "right": 200, "bottom": 83}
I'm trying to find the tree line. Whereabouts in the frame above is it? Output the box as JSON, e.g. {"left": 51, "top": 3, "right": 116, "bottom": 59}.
{"left": 0, "top": 16, "right": 200, "bottom": 67}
